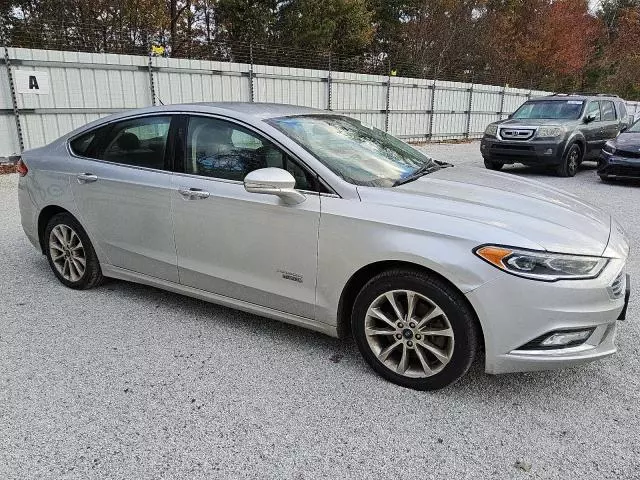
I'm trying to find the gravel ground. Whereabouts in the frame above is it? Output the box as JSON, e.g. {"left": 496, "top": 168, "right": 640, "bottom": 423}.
{"left": 1, "top": 142, "right": 639, "bottom": 480}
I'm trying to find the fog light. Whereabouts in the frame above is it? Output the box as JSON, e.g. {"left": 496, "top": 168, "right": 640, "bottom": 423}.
{"left": 540, "top": 329, "right": 592, "bottom": 347}
{"left": 543, "top": 148, "right": 553, "bottom": 155}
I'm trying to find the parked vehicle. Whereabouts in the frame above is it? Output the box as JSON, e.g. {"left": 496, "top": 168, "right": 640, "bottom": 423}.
{"left": 17, "top": 103, "right": 630, "bottom": 390}
{"left": 481, "top": 93, "right": 634, "bottom": 177}
{"left": 598, "top": 118, "right": 640, "bottom": 181}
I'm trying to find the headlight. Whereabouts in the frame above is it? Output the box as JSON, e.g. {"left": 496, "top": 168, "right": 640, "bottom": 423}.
{"left": 603, "top": 141, "right": 616, "bottom": 154}
{"left": 484, "top": 124, "right": 498, "bottom": 136}
{"left": 536, "top": 126, "right": 564, "bottom": 138}
{"left": 474, "top": 245, "right": 608, "bottom": 281}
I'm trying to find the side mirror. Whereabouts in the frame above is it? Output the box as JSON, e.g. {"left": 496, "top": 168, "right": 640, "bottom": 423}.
{"left": 620, "top": 124, "right": 628, "bottom": 133}
{"left": 244, "top": 167, "right": 306, "bottom": 205}
{"left": 584, "top": 114, "right": 596, "bottom": 124}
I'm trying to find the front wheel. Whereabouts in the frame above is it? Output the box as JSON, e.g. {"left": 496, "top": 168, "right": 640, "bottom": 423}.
{"left": 45, "top": 212, "right": 104, "bottom": 289}
{"left": 484, "top": 159, "right": 504, "bottom": 171}
{"left": 556, "top": 144, "right": 581, "bottom": 177}
{"left": 351, "top": 269, "right": 479, "bottom": 390}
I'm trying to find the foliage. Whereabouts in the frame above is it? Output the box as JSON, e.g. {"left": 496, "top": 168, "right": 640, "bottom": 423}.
{"left": 1, "top": 0, "right": 639, "bottom": 98}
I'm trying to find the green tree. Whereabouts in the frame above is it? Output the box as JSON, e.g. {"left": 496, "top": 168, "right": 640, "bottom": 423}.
{"left": 276, "top": 0, "right": 374, "bottom": 55}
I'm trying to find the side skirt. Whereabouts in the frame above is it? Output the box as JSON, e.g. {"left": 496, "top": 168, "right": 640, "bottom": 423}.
{"left": 101, "top": 264, "right": 339, "bottom": 338}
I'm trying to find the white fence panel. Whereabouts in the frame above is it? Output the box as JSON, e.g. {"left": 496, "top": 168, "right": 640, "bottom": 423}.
{"left": 153, "top": 57, "right": 250, "bottom": 104}
{"left": 254, "top": 65, "right": 328, "bottom": 109}
{"left": 0, "top": 46, "right": 636, "bottom": 159}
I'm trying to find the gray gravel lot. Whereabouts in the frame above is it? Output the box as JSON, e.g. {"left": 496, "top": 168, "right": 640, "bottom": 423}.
{"left": 1, "top": 141, "right": 639, "bottom": 479}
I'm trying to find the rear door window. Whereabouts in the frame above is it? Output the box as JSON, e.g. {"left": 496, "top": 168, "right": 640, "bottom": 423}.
{"left": 618, "top": 102, "right": 628, "bottom": 118}
{"left": 601, "top": 101, "right": 616, "bottom": 121}
{"left": 97, "top": 116, "right": 172, "bottom": 170}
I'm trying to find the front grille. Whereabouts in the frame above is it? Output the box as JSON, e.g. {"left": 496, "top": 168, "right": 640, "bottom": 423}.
{"left": 616, "top": 149, "right": 640, "bottom": 159}
{"left": 609, "top": 271, "right": 626, "bottom": 299}
{"left": 499, "top": 128, "right": 535, "bottom": 141}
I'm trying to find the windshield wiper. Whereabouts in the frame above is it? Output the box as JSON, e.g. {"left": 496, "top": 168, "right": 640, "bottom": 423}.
{"left": 393, "top": 161, "right": 452, "bottom": 186}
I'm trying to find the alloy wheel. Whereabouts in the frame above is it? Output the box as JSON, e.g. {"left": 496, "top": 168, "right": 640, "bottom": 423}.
{"left": 49, "top": 224, "right": 86, "bottom": 282}
{"left": 364, "top": 289, "right": 455, "bottom": 378}
{"left": 568, "top": 148, "right": 579, "bottom": 176}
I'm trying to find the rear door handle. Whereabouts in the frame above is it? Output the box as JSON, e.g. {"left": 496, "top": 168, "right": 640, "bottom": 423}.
{"left": 178, "top": 187, "right": 210, "bottom": 200}
{"left": 76, "top": 173, "right": 98, "bottom": 184}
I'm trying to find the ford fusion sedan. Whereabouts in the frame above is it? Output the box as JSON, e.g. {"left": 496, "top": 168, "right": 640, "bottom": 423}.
{"left": 17, "top": 103, "right": 631, "bottom": 390}
{"left": 599, "top": 118, "right": 640, "bottom": 181}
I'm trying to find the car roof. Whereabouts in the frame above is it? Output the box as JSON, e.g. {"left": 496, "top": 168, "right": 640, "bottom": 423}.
{"left": 124, "top": 102, "right": 326, "bottom": 120}
{"left": 57, "top": 102, "right": 332, "bottom": 142}
{"left": 532, "top": 94, "right": 620, "bottom": 102}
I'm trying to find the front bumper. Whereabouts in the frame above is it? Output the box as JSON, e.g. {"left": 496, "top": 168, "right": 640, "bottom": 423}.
{"left": 481, "top": 136, "right": 566, "bottom": 165}
{"left": 598, "top": 152, "right": 640, "bottom": 179}
{"left": 466, "top": 258, "right": 629, "bottom": 375}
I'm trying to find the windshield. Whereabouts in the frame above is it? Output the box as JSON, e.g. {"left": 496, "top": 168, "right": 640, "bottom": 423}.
{"left": 268, "top": 115, "right": 435, "bottom": 187}
{"left": 512, "top": 100, "right": 585, "bottom": 120}
{"left": 628, "top": 119, "right": 640, "bottom": 133}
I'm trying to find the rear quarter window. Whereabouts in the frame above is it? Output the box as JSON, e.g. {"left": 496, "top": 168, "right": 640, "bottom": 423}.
{"left": 69, "top": 131, "right": 97, "bottom": 157}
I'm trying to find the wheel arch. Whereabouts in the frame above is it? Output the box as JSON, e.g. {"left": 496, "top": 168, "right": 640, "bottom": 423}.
{"left": 566, "top": 134, "right": 586, "bottom": 159}
{"left": 336, "top": 260, "right": 485, "bottom": 352}
{"left": 37, "top": 205, "right": 73, "bottom": 253}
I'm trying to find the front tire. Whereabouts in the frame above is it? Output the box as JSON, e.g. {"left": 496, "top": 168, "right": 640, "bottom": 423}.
{"left": 45, "top": 212, "right": 103, "bottom": 289}
{"left": 351, "top": 269, "right": 479, "bottom": 390}
{"left": 484, "top": 159, "right": 504, "bottom": 171}
{"left": 556, "top": 143, "right": 581, "bottom": 177}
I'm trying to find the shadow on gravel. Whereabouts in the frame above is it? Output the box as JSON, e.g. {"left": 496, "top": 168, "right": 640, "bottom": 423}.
{"left": 73, "top": 271, "right": 597, "bottom": 399}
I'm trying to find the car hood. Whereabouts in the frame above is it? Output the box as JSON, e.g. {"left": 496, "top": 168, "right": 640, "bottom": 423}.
{"left": 496, "top": 118, "right": 577, "bottom": 127}
{"left": 358, "top": 167, "right": 611, "bottom": 256}
{"left": 612, "top": 132, "right": 640, "bottom": 148}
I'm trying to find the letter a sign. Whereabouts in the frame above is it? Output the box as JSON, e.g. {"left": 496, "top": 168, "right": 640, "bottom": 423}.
{"left": 15, "top": 70, "right": 50, "bottom": 95}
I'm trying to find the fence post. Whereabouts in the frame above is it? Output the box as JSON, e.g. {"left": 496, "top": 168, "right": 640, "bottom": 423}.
{"left": 427, "top": 81, "right": 436, "bottom": 141}
{"left": 147, "top": 44, "right": 156, "bottom": 106}
{"left": 248, "top": 43, "right": 255, "bottom": 102}
{"left": 326, "top": 52, "right": 332, "bottom": 111}
{"left": 384, "top": 60, "right": 391, "bottom": 132}
{"left": 2, "top": 44, "right": 24, "bottom": 154}
{"left": 465, "top": 83, "right": 474, "bottom": 139}
{"left": 499, "top": 85, "right": 506, "bottom": 120}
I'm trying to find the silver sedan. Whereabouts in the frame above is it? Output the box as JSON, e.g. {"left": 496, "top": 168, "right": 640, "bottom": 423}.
{"left": 17, "top": 103, "right": 631, "bottom": 390}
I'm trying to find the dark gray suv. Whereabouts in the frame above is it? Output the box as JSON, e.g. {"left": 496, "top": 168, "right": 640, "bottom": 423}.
{"left": 481, "top": 94, "right": 634, "bottom": 177}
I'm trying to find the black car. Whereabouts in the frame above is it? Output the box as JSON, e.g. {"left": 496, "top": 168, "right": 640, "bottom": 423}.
{"left": 598, "top": 119, "right": 640, "bottom": 181}
{"left": 481, "top": 93, "right": 634, "bottom": 177}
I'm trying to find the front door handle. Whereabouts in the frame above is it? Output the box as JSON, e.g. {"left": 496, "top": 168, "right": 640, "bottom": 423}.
{"left": 76, "top": 173, "right": 98, "bottom": 184}
{"left": 178, "top": 187, "right": 210, "bottom": 200}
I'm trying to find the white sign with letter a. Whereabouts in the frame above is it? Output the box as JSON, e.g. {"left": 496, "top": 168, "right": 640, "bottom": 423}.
{"left": 15, "top": 70, "right": 50, "bottom": 95}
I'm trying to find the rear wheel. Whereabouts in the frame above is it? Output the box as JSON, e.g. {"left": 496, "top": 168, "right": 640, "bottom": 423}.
{"left": 45, "top": 212, "right": 103, "bottom": 289}
{"left": 556, "top": 143, "right": 581, "bottom": 177}
{"left": 351, "top": 269, "right": 479, "bottom": 390}
{"left": 484, "top": 159, "right": 504, "bottom": 171}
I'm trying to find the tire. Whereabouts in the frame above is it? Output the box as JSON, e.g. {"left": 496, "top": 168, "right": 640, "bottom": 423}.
{"left": 556, "top": 143, "right": 581, "bottom": 177}
{"left": 351, "top": 268, "right": 479, "bottom": 391}
{"left": 44, "top": 212, "right": 103, "bottom": 289}
{"left": 484, "top": 159, "right": 504, "bottom": 171}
